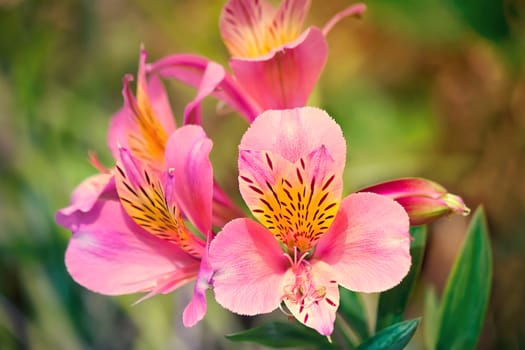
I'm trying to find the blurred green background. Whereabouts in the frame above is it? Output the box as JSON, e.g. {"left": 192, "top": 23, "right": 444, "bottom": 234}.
{"left": 0, "top": 0, "right": 524, "bottom": 349}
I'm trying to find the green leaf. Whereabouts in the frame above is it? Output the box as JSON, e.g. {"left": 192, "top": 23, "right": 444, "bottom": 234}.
{"left": 436, "top": 207, "right": 492, "bottom": 350}
{"left": 356, "top": 318, "right": 420, "bottom": 350}
{"left": 225, "top": 322, "right": 337, "bottom": 349}
{"left": 376, "top": 226, "right": 427, "bottom": 331}
{"left": 338, "top": 287, "right": 370, "bottom": 341}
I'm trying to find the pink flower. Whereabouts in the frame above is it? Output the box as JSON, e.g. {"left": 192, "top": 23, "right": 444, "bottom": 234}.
{"left": 58, "top": 48, "right": 242, "bottom": 229}
{"left": 219, "top": 0, "right": 366, "bottom": 110}
{"left": 57, "top": 48, "right": 242, "bottom": 326}
{"left": 64, "top": 125, "right": 216, "bottom": 327}
{"left": 358, "top": 177, "right": 471, "bottom": 225}
{"left": 126, "top": 50, "right": 242, "bottom": 225}
{"left": 209, "top": 107, "right": 411, "bottom": 336}
{"left": 149, "top": 1, "right": 366, "bottom": 122}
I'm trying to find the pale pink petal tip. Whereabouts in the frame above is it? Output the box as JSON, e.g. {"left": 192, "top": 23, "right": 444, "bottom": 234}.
{"left": 182, "top": 258, "right": 212, "bottom": 327}
{"left": 183, "top": 291, "right": 207, "bottom": 327}
{"left": 239, "top": 107, "right": 345, "bottom": 172}
{"left": 56, "top": 173, "right": 115, "bottom": 231}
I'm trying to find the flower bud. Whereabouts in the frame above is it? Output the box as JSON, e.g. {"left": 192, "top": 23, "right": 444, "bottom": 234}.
{"left": 358, "top": 177, "right": 470, "bottom": 225}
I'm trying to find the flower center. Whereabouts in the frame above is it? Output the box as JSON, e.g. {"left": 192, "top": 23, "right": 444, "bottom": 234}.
{"left": 240, "top": 151, "right": 341, "bottom": 254}
{"left": 281, "top": 249, "right": 330, "bottom": 313}
{"left": 220, "top": 0, "right": 310, "bottom": 58}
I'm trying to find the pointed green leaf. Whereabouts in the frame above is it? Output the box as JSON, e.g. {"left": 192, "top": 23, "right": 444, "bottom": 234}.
{"left": 356, "top": 318, "right": 420, "bottom": 350}
{"left": 338, "top": 287, "right": 370, "bottom": 341}
{"left": 436, "top": 207, "right": 492, "bottom": 350}
{"left": 226, "top": 322, "right": 337, "bottom": 349}
{"left": 376, "top": 226, "right": 427, "bottom": 331}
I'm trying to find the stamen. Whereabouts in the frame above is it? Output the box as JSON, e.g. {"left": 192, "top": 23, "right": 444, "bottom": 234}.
{"left": 283, "top": 252, "right": 294, "bottom": 266}
{"left": 281, "top": 253, "right": 331, "bottom": 322}
{"left": 88, "top": 151, "right": 108, "bottom": 173}
{"left": 296, "top": 250, "right": 310, "bottom": 265}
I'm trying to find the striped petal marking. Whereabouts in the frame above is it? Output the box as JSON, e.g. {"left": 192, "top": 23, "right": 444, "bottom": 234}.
{"left": 122, "top": 74, "right": 169, "bottom": 172}
{"left": 220, "top": 0, "right": 310, "bottom": 58}
{"left": 115, "top": 149, "right": 205, "bottom": 258}
{"left": 239, "top": 145, "right": 341, "bottom": 253}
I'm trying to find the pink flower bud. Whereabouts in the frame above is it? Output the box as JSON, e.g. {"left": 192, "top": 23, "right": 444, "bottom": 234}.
{"left": 358, "top": 178, "right": 470, "bottom": 225}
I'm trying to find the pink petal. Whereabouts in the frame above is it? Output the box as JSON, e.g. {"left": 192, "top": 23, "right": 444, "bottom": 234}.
{"left": 116, "top": 147, "right": 206, "bottom": 257}
{"left": 149, "top": 54, "right": 261, "bottom": 122}
{"left": 65, "top": 199, "right": 199, "bottom": 295}
{"left": 209, "top": 218, "right": 289, "bottom": 315}
{"left": 56, "top": 173, "right": 116, "bottom": 231}
{"left": 315, "top": 192, "right": 411, "bottom": 293}
{"left": 271, "top": 0, "right": 311, "bottom": 46}
{"left": 137, "top": 48, "right": 175, "bottom": 135}
{"left": 182, "top": 277, "right": 207, "bottom": 327}
{"left": 164, "top": 125, "right": 213, "bottom": 234}
{"left": 117, "top": 147, "right": 145, "bottom": 188}
{"left": 283, "top": 261, "right": 339, "bottom": 336}
{"left": 219, "top": 0, "right": 276, "bottom": 58}
{"left": 183, "top": 61, "right": 226, "bottom": 125}
{"left": 239, "top": 107, "right": 346, "bottom": 174}
{"left": 137, "top": 48, "right": 175, "bottom": 133}
{"left": 183, "top": 247, "right": 213, "bottom": 327}
{"left": 147, "top": 74, "right": 176, "bottom": 134}
{"left": 238, "top": 148, "right": 290, "bottom": 222}
{"left": 358, "top": 177, "right": 448, "bottom": 199}
{"left": 220, "top": 0, "right": 311, "bottom": 59}
{"left": 109, "top": 49, "right": 174, "bottom": 171}
{"left": 111, "top": 74, "right": 168, "bottom": 171}
{"left": 229, "top": 28, "right": 327, "bottom": 110}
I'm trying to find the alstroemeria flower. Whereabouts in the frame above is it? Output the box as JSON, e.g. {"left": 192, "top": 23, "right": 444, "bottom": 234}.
{"left": 358, "top": 177, "right": 471, "bottom": 225}
{"left": 219, "top": 0, "right": 366, "bottom": 110}
{"left": 108, "top": 48, "right": 243, "bottom": 226}
{"left": 65, "top": 125, "right": 215, "bottom": 327}
{"left": 149, "top": 1, "right": 366, "bottom": 123}
{"left": 209, "top": 107, "right": 411, "bottom": 336}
